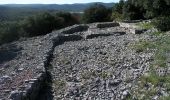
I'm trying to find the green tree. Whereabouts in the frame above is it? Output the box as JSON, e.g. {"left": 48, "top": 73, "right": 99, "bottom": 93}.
{"left": 113, "top": 0, "right": 125, "bottom": 14}
{"left": 82, "top": 4, "right": 111, "bottom": 23}
{"left": 111, "top": 0, "right": 125, "bottom": 21}
{"left": 0, "top": 22, "right": 20, "bottom": 44}
{"left": 122, "top": 0, "right": 145, "bottom": 20}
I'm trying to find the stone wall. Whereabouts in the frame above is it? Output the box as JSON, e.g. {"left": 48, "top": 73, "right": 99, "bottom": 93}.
{"left": 5, "top": 24, "right": 88, "bottom": 100}
{"left": 59, "top": 24, "right": 89, "bottom": 34}
{"left": 119, "top": 22, "right": 147, "bottom": 34}
{"left": 96, "top": 22, "right": 120, "bottom": 28}
{"left": 0, "top": 21, "right": 149, "bottom": 100}
{"left": 8, "top": 34, "right": 57, "bottom": 100}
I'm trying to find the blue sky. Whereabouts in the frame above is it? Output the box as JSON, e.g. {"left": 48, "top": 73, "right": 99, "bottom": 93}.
{"left": 0, "top": 0, "right": 119, "bottom": 4}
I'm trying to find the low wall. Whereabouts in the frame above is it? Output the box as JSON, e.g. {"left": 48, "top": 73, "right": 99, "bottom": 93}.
{"left": 7, "top": 24, "right": 86, "bottom": 100}
{"left": 119, "top": 22, "right": 146, "bottom": 34}
{"left": 60, "top": 24, "right": 89, "bottom": 34}
{"left": 3, "top": 21, "right": 148, "bottom": 100}
{"left": 8, "top": 35, "right": 57, "bottom": 100}
{"left": 96, "top": 22, "right": 120, "bottom": 28}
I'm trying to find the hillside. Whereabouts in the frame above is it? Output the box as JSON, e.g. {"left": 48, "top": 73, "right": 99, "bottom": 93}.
{"left": 1, "top": 2, "right": 114, "bottom": 12}
{"left": 1, "top": 21, "right": 169, "bottom": 99}
{"left": 0, "top": 2, "right": 114, "bottom": 21}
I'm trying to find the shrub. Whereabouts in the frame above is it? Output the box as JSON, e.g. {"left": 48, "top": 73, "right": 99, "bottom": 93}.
{"left": 153, "top": 16, "right": 170, "bottom": 31}
{"left": 0, "top": 12, "right": 80, "bottom": 45}
{"left": 136, "top": 21, "right": 154, "bottom": 29}
{"left": 82, "top": 4, "right": 111, "bottom": 23}
{"left": 0, "top": 22, "right": 20, "bottom": 45}
{"left": 111, "top": 12, "right": 123, "bottom": 21}
{"left": 21, "top": 12, "right": 80, "bottom": 37}
{"left": 21, "top": 13, "right": 62, "bottom": 37}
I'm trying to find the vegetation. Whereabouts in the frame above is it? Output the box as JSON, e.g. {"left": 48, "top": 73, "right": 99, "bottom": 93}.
{"left": 111, "top": 0, "right": 124, "bottom": 21}
{"left": 153, "top": 16, "right": 170, "bottom": 31}
{"left": 1, "top": 0, "right": 170, "bottom": 45}
{"left": 118, "top": 0, "right": 170, "bottom": 20}
{"left": 21, "top": 12, "right": 79, "bottom": 37}
{"left": 130, "top": 30, "right": 170, "bottom": 99}
{"left": 136, "top": 22, "right": 154, "bottom": 30}
{"left": 113, "top": 0, "right": 170, "bottom": 31}
{"left": 0, "top": 12, "right": 80, "bottom": 45}
{"left": 82, "top": 4, "right": 112, "bottom": 23}
{"left": 131, "top": 40, "right": 153, "bottom": 53}
{"left": 0, "top": 3, "right": 112, "bottom": 45}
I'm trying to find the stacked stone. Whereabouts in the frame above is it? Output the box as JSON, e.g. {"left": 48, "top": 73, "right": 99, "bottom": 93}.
{"left": 0, "top": 34, "right": 56, "bottom": 99}
{"left": 0, "top": 21, "right": 155, "bottom": 100}
{"left": 51, "top": 24, "right": 155, "bottom": 99}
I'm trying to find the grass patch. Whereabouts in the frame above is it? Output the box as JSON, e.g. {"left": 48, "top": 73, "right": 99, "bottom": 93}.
{"left": 160, "top": 96, "right": 170, "bottom": 100}
{"left": 140, "top": 71, "right": 170, "bottom": 86}
{"left": 152, "top": 36, "right": 170, "bottom": 68}
{"left": 149, "top": 31, "right": 163, "bottom": 36}
{"left": 136, "top": 22, "right": 154, "bottom": 29}
{"left": 131, "top": 72, "right": 170, "bottom": 99}
{"left": 132, "top": 34, "right": 170, "bottom": 68}
{"left": 129, "top": 29, "right": 170, "bottom": 99}
{"left": 131, "top": 40, "right": 155, "bottom": 53}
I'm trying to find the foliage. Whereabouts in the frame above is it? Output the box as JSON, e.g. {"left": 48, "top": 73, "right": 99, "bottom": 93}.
{"left": 122, "top": 0, "right": 145, "bottom": 20}
{"left": 0, "top": 12, "right": 80, "bottom": 45}
{"left": 114, "top": 0, "right": 170, "bottom": 20}
{"left": 130, "top": 34, "right": 170, "bottom": 98}
{"left": 131, "top": 40, "right": 154, "bottom": 53}
{"left": 82, "top": 4, "right": 112, "bottom": 23}
{"left": 112, "top": 0, "right": 125, "bottom": 14}
{"left": 152, "top": 16, "right": 170, "bottom": 32}
{"left": 136, "top": 22, "right": 154, "bottom": 29}
{"left": 111, "top": 0, "right": 124, "bottom": 21}
{"left": 111, "top": 12, "right": 123, "bottom": 21}
{"left": 0, "top": 22, "right": 21, "bottom": 45}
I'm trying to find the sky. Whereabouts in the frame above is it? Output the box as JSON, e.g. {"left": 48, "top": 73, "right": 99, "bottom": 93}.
{"left": 0, "top": 0, "right": 119, "bottom": 4}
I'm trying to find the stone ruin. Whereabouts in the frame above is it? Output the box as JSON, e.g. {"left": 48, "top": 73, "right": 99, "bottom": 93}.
{"left": 0, "top": 21, "right": 155, "bottom": 100}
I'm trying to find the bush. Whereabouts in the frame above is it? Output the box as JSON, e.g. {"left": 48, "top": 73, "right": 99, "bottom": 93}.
{"left": 111, "top": 12, "right": 123, "bottom": 21}
{"left": 111, "top": 0, "right": 124, "bottom": 21}
{"left": 21, "top": 12, "right": 80, "bottom": 37}
{"left": 56, "top": 12, "right": 80, "bottom": 26}
{"left": 0, "top": 22, "right": 20, "bottom": 45}
{"left": 0, "top": 12, "right": 80, "bottom": 45}
{"left": 153, "top": 16, "right": 170, "bottom": 31}
{"left": 21, "top": 13, "right": 62, "bottom": 37}
{"left": 82, "top": 4, "right": 111, "bottom": 23}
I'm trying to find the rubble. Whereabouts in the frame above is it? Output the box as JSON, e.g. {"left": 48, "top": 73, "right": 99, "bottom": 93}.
{"left": 0, "top": 22, "right": 160, "bottom": 99}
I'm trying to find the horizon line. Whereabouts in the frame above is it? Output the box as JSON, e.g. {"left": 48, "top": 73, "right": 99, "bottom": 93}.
{"left": 0, "top": 2, "right": 116, "bottom": 5}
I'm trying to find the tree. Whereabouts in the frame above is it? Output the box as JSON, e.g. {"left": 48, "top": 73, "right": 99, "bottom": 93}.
{"left": 122, "top": 0, "right": 145, "bottom": 20}
{"left": 111, "top": 0, "right": 125, "bottom": 21}
{"left": 113, "top": 0, "right": 125, "bottom": 14}
{"left": 21, "top": 12, "right": 80, "bottom": 37}
{"left": 82, "top": 4, "right": 111, "bottom": 23}
{"left": 56, "top": 12, "right": 80, "bottom": 26}
{"left": 0, "top": 22, "right": 20, "bottom": 44}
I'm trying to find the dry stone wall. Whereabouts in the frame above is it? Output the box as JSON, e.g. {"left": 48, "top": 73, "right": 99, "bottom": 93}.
{"left": 0, "top": 21, "right": 150, "bottom": 100}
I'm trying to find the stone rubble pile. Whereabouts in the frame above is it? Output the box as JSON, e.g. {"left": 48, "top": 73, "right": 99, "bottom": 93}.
{"left": 0, "top": 22, "right": 158, "bottom": 100}
{"left": 51, "top": 23, "right": 156, "bottom": 99}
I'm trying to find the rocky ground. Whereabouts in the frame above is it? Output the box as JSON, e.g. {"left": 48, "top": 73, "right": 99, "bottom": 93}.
{"left": 51, "top": 26, "right": 157, "bottom": 100}
{"left": 1, "top": 22, "right": 169, "bottom": 100}
{"left": 0, "top": 35, "right": 54, "bottom": 99}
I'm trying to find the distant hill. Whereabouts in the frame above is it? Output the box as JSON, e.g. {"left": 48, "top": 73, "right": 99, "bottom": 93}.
{"left": 2, "top": 2, "right": 115, "bottom": 12}
{"left": 0, "top": 2, "right": 115, "bottom": 21}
